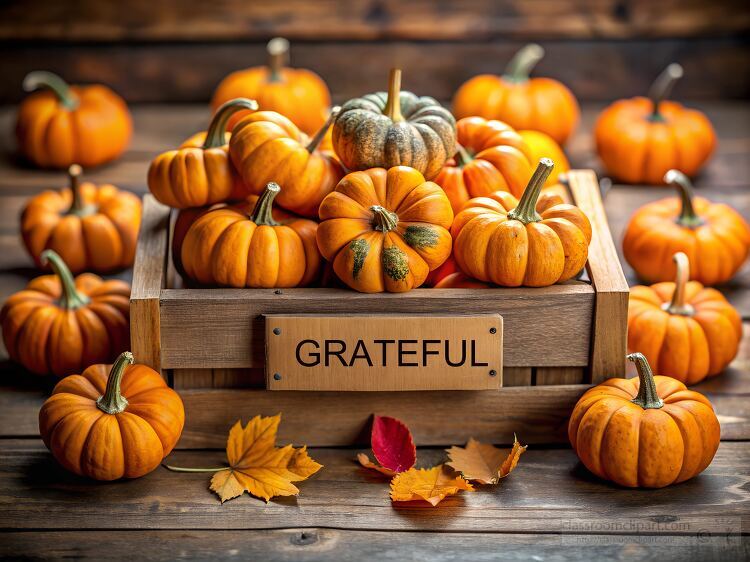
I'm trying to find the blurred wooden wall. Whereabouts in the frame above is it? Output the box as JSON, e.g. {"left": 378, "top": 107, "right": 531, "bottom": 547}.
{"left": 0, "top": 0, "right": 748, "bottom": 103}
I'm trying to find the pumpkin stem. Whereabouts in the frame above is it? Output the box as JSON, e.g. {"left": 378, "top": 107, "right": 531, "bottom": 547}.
{"left": 250, "top": 182, "right": 281, "bottom": 226}
{"left": 96, "top": 352, "right": 133, "bottom": 415}
{"left": 648, "top": 63, "right": 683, "bottom": 122}
{"left": 203, "top": 98, "right": 258, "bottom": 149}
{"left": 65, "top": 164, "right": 96, "bottom": 217}
{"left": 454, "top": 144, "right": 474, "bottom": 168}
{"left": 384, "top": 68, "right": 404, "bottom": 122}
{"left": 23, "top": 71, "right": 79, "bottom": 110}
{"left": 663, "top": 252, "right": 695, "bottom": 316}
{"left": 665, "top": 169, "right": 704, "bottom": 228}
{"left": 40, "top": 249, "right": 90, "bottom": 309}
{"left": 267, "top": 37, "right": 289, "bottom": 83}
{"left": 370, "top": 205, "right": 399, "bottom": 233}
{"left": 507, "top": 158, "right": 554, "bottom": 224}
{"left": 628, "top": 353, "right": 664, "bottom": 409}
{"left": 307, "top": 105, "right": 341, "bottom": 153}
{"left": 503, "top": 44, "right": 545, "bottom": 83}
{"left": 163, "top": 465, "right": 230, "bottom": 473}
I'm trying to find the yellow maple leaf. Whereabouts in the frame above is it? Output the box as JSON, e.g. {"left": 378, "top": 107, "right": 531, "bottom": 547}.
{"left": 390, "top": 465, "right": 473, "bottom": 506}
{"left": 445, "top": 435, "right": 527, "bottom": 485}
{"left": 209, "top": 415, "right": 322, "bottom": 503}
{"left": 357, "top": 452, "right": 397, "bottom": 477}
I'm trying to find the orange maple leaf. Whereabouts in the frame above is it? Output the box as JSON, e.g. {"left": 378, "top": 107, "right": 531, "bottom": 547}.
{"left": 357, "top": 453, "right": 397, "bottom": 477}
{"left": 208, "top": 415, "right": 322, "bottom": 503}
{"left": 390, "top": 465, "right": 473, "bottom": 506}
{"left": 445, "top": 435, "right": 527, "bottom": 485}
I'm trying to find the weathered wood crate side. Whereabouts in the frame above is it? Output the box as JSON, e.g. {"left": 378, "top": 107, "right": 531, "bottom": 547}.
{"left": 130, "top": 170, "right": 628, "bottom": 391}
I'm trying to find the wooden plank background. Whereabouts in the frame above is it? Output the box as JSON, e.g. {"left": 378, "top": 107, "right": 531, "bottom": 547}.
{"left": 0, "top": 0, "right": 748, "bottom": 103}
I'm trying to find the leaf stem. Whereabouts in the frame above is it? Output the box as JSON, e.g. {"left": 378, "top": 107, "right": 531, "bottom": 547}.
{"left": 163, "top": 465, "right": 230, "bottom": 473}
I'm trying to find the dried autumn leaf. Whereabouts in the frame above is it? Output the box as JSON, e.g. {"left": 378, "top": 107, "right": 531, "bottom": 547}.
{"left": 371, "top": 415, "right": 416, "bottom": 473}
{"left": 390, "top": 465, "right": 474, "bottom": 506}
{"left": 446, "top": 436, "right": 527, "bottom": 485}
{"left": 357, "top": 453, "right": 397, "bottom": 477}
{"left": 210, "top": 415, "right": 322, "bottom": 503}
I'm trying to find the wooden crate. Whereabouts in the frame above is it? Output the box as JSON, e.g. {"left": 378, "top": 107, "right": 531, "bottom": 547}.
{"left": 130, "top": 170, "right": 628, "bottom": 445}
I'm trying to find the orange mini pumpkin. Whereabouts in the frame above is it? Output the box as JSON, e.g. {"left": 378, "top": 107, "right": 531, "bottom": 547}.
{"left": 0, "top": 250, "right": 130, "bottom": 377}
{"left": 229, "top": 108, "right": 345, "bottom": 217}
{"left": 22, "top": 165, "right": 142, "bottom": 273}
{"left": 16, "top": 71, "right": 132, "bottom": 169}
{"left": 453, "top": 44, "right": 579, "bottom": 145}
{"left": 181, "top": 182, "right": 321, "bottom": 288}
{"left": 211, "top": 37, "right": 330, "bottom": 135}
{"left": 451, "top": 159, "right": 591, "bottom": 287}
{"left": 595, "top": 64, "right": 716, "bottom": 184}
{"left": 317, "top": 166, "right": 454, "bottom": 293}
{"left": 628, "top": 252, "right": 742, "bottom": 385}
{"left": 568, "top": 353, "right": 720, "bottom": 488}
{"left": 148, "top": 98, "right": 258, "bottom": 209}
{"left": 433, "top": 117, "right": 534, "bottom": 213}
{"left": 39, "top": 352, "right": 184, "bottom": 480}
{"left": 623, "top": 170, "right": 750, "bottom": 285}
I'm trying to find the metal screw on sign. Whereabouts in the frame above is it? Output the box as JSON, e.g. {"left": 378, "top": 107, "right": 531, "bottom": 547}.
{"left": 273, "top": 327, "right": 281, "bottom": 335}
{"left": 273, "top": 373, "right": 282, "bottom": 381}
{"left": 489, "top": 370, "right": 497, "bottom": 377}
{"left": 490, "top": 327, "right": 497, "bottom": 334}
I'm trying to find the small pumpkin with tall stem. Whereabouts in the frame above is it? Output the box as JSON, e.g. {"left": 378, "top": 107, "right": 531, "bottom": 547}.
{"left": 333, "top": 69, "right": 456, "bottom": 180}
{"left": 38, "top": 352, "right": 184, "bottom": 480}
{"left": 628, "top": 252, "right": 742, "bottom": 385}
{"left": 0, "top": 250, "right": 130, "bottom": 377}
{"left": 229, "top": 107, "right": 345, "bottom": 217}
{"left": 148, "top": 98, "right": 258, "bottom": 209}
{"left": 451, "top": 159, "right": 592, "bottom": 287}
{"left": 16, "top": 71, "right": 132, "bottom": 169}
{"left": 568, "top": 353, "right": 720, "bottom": 488}
{"left": 452, "top": 44, "right": 580, "bottom": 145}
{"left": 21, "top": 164, "right": 142, "bottom": 273}
{"left": 317, "top": 166, "right": 454, "bottom": 293}
{"left": 181, "top": 182, "right": 321, "bottom": 288}
{"left": 211, "top": 37, "right": 331, "bottom": 135}
{"left": 433, "top": 116, "right": 534, "bottom": 214}
{"left": 595, "top": 64, "right": 716, "bottom": 184}
{"left": 623, "top": 169, "right": 750, "bottom": 285}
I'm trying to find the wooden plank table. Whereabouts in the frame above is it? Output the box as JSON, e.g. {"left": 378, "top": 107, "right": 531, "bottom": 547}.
{"left": 0, "top": 102, "right": 748, "bottom": 560}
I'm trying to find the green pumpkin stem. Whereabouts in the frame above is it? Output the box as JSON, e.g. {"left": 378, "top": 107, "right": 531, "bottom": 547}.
{"left": 664, "top": 252, "right": 695, "bottom": 316}
{"left": 41, "top": 249, "right": 90, "bottom": 309}
{"left": 267, "top": 37, "right": 289, "bottom": 83}
{"left": 307, "top": 106, "right": 341, "bottom": 153}
{"left": 384, "top": 68, "right": 404, "bottom": 122}
{"left": 628, "top": 353, "right": 664, "bottom": 409}
{"left": 203, "top": 98, "right": 258, "bottom": 149}
{"left": 64, "top": 164, "right": 96, "bottom": 217}
{"left": 504, "top": 44, "right": 545, "bottom": 83}
{"left": 23, "top": 71, "right": 79, "bottom": 110}
{"left": 96, "top": 352, "right": 133, "bottom": 415}
{"left": 507, "top": 158, "right": 554, "bottom": 224}
{"left": 370, "top": 205, "right": 399, "bottom": 233}
{"left": 454, "top": 144, "right": 474, "bottom": 167}
{"left": 648, "top": 63, "right": 683, "bottom": 122}
{"left": 664, "top": 169, "right": 704, "bottom": 228}
{"left": 250, "top": 183, "right": 281, "bottom": 226}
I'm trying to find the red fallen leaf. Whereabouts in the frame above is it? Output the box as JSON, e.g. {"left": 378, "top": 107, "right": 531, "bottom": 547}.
{"left": 371, "top": 415, "right": 416, "bottom": 473}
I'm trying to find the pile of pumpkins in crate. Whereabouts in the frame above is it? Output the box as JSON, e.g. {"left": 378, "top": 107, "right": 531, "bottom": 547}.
{"left": 2, "top": 39, "right": 750, "bottom": 487}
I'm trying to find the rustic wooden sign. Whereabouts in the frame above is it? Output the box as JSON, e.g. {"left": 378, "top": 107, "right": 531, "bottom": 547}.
{"left": 265, "top": 314, "right": 502, "bottom": 391}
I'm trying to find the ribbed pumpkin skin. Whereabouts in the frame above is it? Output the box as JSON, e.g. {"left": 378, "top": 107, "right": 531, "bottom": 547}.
{"left": 568, "top": 374, "right": 720, "bottom": 488}
{"left": 38, "top": 361, "right": 184, "bottom": 480}
{"left": 333, "top": 92, "right": 456, "bottom": 180}
{"left": 317, "top": 166, "right": 454, "bottom": 293}
{"left": 180, "top": 188, "right": 321, "bottom": 288}
{"left": 433, "top": 117, "right": 533, "bottom": 213}
{"left": 16, "top": 84, "right": 132, "bottom": 169}
{"left": 628, "top": 281, "right": 742, "bottom": 385}
{"left": 622, "top": 197, "right": 750, "bottom": 285}
{"left": 453, "top": 76, "right": 579, "bottom": 145}
{"left": 0, "top": 272, "right": 130, "bottom": 377}
{"left": 229, "top": 111, "right": 344, "bottom": 217}
{"left": 212, "top": 68, "right": 330, "bottom": 135}
{"left": 451, "top": 190, "right": 591, "bottom": 287}
{"left": 595, "top": 98, "right": 716, "bottom": 185}
{"left": 21, "top": 182, "right": 141, "bottom": 274}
